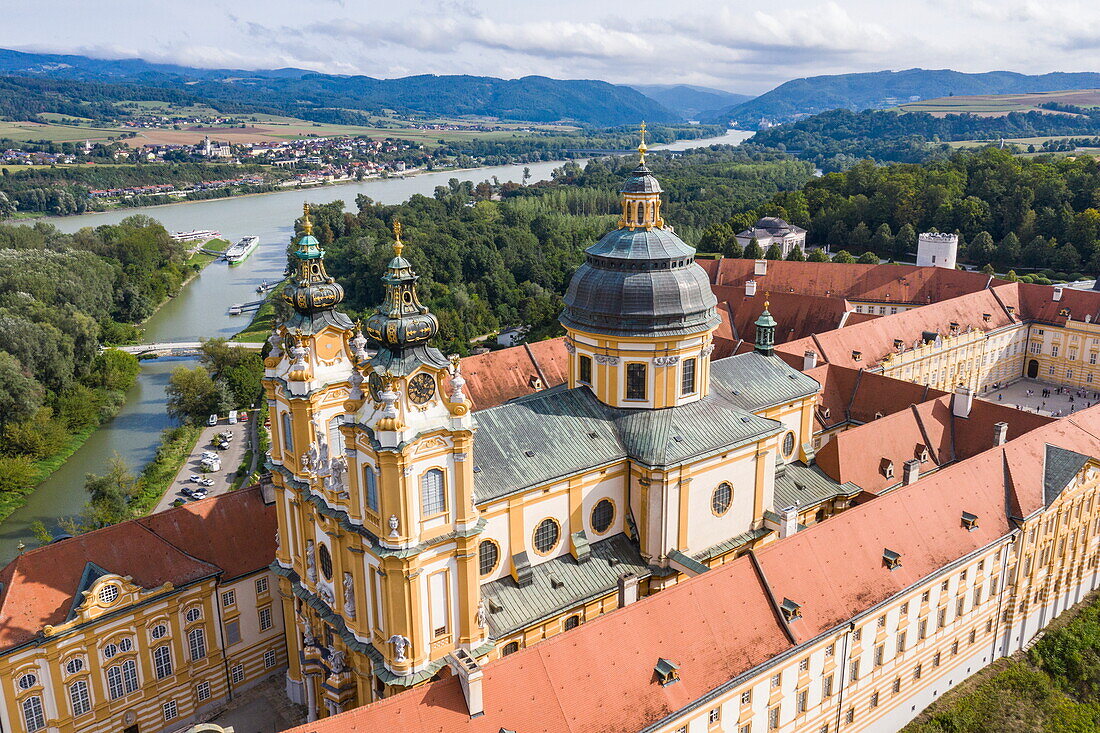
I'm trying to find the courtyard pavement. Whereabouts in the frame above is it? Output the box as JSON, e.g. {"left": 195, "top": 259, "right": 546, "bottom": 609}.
{"left": 198, "top": 673, "right": 307, "bottom": 733}
{"left": 981, "top": 378, "right": 1100, "bottom": 418}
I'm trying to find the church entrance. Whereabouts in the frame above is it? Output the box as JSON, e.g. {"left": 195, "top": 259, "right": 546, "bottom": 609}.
{"left": 1028, "top": 359, "right": 1039, "bottom": 379}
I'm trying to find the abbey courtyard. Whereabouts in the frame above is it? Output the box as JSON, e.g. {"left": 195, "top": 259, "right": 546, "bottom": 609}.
{"left": 2, "top": 143, "right": 1100, "bottom": 733}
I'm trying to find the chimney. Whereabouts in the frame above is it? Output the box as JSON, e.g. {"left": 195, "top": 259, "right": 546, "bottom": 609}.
{"left": 779, "top": 505, "right": 799, "bottom": 538}
{"left": 745, "top": 279, "right": 758, "bottom": 297}
{"left": 754, "top": 259, "right": 768, "bottom": 276}
{"left": 1053, "top": 286, "right": 1063, "bottom": 302}
{"left": 617, "top": 572, "right": 640, "bottom": 608}
{"left": 953, "top": 386, "right": 973, "bottom": 418}
{"left": 448, "top": 649, "right": 484, "bottom": 717}
{"left": 903, "top": 458, "right": 920, "bottom": 485}
{"left": 993, "top": 421, "right": 1008, "bottom": 446}
{"left": 803, "top": 350, "right": 818, "bottom": 370}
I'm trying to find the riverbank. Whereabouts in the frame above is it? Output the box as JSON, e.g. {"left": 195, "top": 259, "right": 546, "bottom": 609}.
{"left": 131, "top": 425, "right": 204, "bottom": 514}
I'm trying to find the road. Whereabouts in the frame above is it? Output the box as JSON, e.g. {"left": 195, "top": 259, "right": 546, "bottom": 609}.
{"left": 154, "top": 415, "right": 254, "bottom": 513}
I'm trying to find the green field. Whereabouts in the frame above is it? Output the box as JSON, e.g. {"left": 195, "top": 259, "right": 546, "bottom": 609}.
{"left": 899, "top": 89, "right": 1100, "bottom": 117}
{"left": 0, "top": 120, "right": 130, "bottom": 143}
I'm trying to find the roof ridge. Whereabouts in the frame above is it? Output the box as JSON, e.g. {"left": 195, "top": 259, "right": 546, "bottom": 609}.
{"left": 522, "top": 342, "right": 549, "bottom": 388}
{"left": 845, "top": 368, "right": 864, "bottom": 423}
{"left": 747, "top": 549, "right": 797, "bottom": 644}
{"left": 910, "top": 402, "right": 943, "bottom": 467}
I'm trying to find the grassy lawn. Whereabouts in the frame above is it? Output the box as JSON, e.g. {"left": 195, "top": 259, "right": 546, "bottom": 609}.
{"left": 186, "top": 237, "right": 231, "bottom": 267}
{"left": 131, "top": 425, "right": 203, "bottom": 515}
{"left": 232, "top": 284, "right": 283, "bottom": 343}
{"left": 0, "top": 120, "right": 130, "bottom": 142}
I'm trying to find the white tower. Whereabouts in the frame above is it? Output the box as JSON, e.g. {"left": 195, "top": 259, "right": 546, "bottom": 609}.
{"left": 916, "top": 232, "right": 958, "bottom": 269}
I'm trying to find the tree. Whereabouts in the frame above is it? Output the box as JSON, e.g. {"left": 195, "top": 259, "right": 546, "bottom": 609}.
{"left": 786, "top": 246, "right": 806, "bottom": 261}
{"left": 522, "top": 167, "right": 531, "bottom": 185}
{"left": 720, "top": 239, "right": 743, "bottom": 259}
{"left": 166, "top": 366, "right": 224, "bottom": 425}
{"left": 84, "top": 453, "right": 137, "bottom": 526}
{"left": 871, "top": 223, "right": 894, "bottom": 256}
{"left": 0, "top": 191, "right": 14, "bottom": 219}
{"left": 981, "top": 263, "right": 996, "bottom": 275}
{"left": 1052, "top": 243, "right": 1082, "bottom": 273}
{"left": 849, "top": 222, "right": 871, "bottom": 252}
{"left": 857, "top": 251, "right": 880, "bottom": 265}
{"left": 1024, "top": 236, "right": 1053, "bottom": 268}
{"left": 832, "top": 250, "right": 857, "bottom": 264}
{"left": 84, "top": 349, "right": 140, "bottom": 392}
{"left": 744, "top": 237, "right": 765, "bottom": 260}
{"left": 997, "top": 233, "right": 1022, "bottom": 268}
{"left": 895, "top": 223, "right": 917, "bottom": 260}
{"left": 969, "top": 231, "right": 996, "bottom": 267}
{"left": 808, "top": 248, "right": 830, "bottom": 262}
{"left": 1005, "top": 269, "right": 1019, "bottom": 282}
{"left": 0, "top": 351, "right": 43, "bottom": 426}
{"left": 764, "top": 243, "right": 784, "bottom": 260}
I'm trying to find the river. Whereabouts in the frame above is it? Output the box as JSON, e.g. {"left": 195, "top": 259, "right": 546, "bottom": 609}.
{"left": 0, "top": 129, "right": 752, "bottom": 561}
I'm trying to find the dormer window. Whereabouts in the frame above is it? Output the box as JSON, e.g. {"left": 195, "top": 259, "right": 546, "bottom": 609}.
{"left": 893, "top": 339, "right": 904, "bottom": 350}
{"left": 655, "top": 658, "right": 680, "bottom": 686}
{"left": 780, "top": 598, "right": 802, "bottom": 622}
{"left": 821, "top": 407, "right": 831, "bottom": 419}
{"left": 883, "top": 549, "right": 902, "bottom": 570}
{"left": 962, "top": 511, "right": 979, "bottom": 531}
{"left": 1059, "top": 308, "right": 1070, "bottom": 318}
{"left": 852, "top": 350, "right": 863, "bottom": 362}
{"left": 982, "top": 313, "right": 992, "bottom": 322}
{"left": 881, "top": 459, "right": 895, "bottom": 479}
{"left": 916, "top": 445, "right": 929, "bottom": 463}
{"left": 528, "top": 375, "right": 544, "bottom": 390}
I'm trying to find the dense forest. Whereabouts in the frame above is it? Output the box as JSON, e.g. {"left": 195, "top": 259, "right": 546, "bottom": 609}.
{"left": 905, "top": 592, "right": 1100, "bottom": 732}
{"left": 297, "top": 146, "right": 812, "bottom": 354}
{"left": 752, "top": 108, "right": 1100, "bottom": 172}
{"left": 695, "top": 147, "right": 1100, "bottom": 278}
{"left": 0, "top": 217, "right": 193, "bottom": 519}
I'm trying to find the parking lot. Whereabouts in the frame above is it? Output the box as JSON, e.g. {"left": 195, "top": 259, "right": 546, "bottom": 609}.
{"left": 154, "top": 415, "right": 253, "bottom": 513}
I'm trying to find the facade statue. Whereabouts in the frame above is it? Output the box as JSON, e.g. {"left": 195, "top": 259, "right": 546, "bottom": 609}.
{"left": 305, "top": 540, "right": 317, "bottom": 583}
{"left": 327, "top": 645, "right": 346, "bottom": 675}
{"left": 388, "top": 515, "right": 399, "bottom": 537}
{"left": 387, "top": 634, "right": 410, "bottom": 663}
{"left": 476, "top": 600, "right": 488, "bottom": 629}
{"left": 343, "top": 572, "right": 356, "bottom": 618}
{"left": 318, "top": 584, "right": 334, "bottom": 607}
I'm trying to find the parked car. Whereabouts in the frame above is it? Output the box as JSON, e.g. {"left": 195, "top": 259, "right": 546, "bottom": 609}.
{"left": 207, "top": 414, "right": 218, "bottom": 426}
{"left": 199, "top": 478, "right": 215, "bottom": 487}
{"left": 239, "top": 411, "right": 249, "bottom": 422}
{"left": 228, "top": 410, "right": 238, "bottom": 425}
{"left": 189, "top": 474, "right": 202, "bottom": 483}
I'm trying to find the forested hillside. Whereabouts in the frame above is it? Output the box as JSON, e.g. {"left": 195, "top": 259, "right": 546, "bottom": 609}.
{"left": 296, "top": 146, "right": 812, "bottom": 354}
{"left": 750, "top": 108, "right": 1100, "bottom": 171}
{"left": 712, "top": 68, "right": 1100, "bottom": 127}
{"left": 697, "top": 147, "right": 1100, "bottom": 277}
{"left": 0, "top": 217, "right": 191, "bottom": 518}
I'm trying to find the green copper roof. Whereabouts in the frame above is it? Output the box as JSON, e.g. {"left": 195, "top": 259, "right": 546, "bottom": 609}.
{"left": 294, "top": 233, "right": 323, "bottom": 259}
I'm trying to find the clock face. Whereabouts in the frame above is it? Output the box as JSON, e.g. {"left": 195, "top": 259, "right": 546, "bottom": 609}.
{"left": 408, "top": 372, "right": 436, "bottom": 404}
{"left": 368, "top": 372, "right": 384, "bottom": 402}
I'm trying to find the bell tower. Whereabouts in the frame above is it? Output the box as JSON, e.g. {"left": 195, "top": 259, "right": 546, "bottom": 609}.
{"left": 560, "top": 125, "right": 721, "bottom": 409}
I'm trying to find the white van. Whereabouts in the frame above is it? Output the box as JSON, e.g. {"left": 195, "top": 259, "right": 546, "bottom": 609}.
{"left": 207, "top": 414, "right": 218, "bottom": 426}
{"left": 228, "top": 410, "right": 238, "bottom": 425}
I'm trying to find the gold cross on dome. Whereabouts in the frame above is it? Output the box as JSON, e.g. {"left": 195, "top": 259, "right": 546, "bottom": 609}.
{"left": 392, "top": 220, "right": 404, "bottom": 257}
{"left": 638, "top": 121, "right": 648, "bottom": 164}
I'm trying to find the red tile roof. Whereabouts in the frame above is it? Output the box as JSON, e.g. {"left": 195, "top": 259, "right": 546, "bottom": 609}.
{"left": 285, "top": 408, "right": 1100, "bottom": 733}
{"left": 711, "top": 287, "right": 849, "bottom": 345}
{"left": 458, "top": 338, "right": 569, "bottom": 411}
{"left": 698, "top": 259, "right": 997, "bottom": 304}
{"left": 806, "top": 365, "right": 944, "bottom": 431}
{"left": 0, "top": 486, "right": 274, "bottom": 652}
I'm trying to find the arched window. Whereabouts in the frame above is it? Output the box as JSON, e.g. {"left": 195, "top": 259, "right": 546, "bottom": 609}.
{"left": 478, "top": 540, "right": 500, "bottom": 576}
{"left": 153, "top": 645, "right": 173, "bottom": 680}
{"left": 364, "top": 467, "right": 379, "bottom": 512}
{"left": 188, "top": 627, "right": 207, "bottom": 662}
{"left": 591, "top": 499, "right": 614, "bottom": 534}
{"left": 106, "top": 659, "right": 138, "bottom": 700}
{"left": 564, "top": 615, "right": 580, "bottom": 631}
{"left": 712, "top": 483, "right": 733, "bottom": 516}
{"left": 21, "top": 696, "right": 44, "bottom": 732}
{"left": 328, "top": 415, "right": 345, "bottom": 457}
{"left": 502, "top": 641, "right": 520, "bottom": 656}
{"left": 282, "top": 413, "right": 294, "bottom": 455}
{"left": 68, "top": 679, "right": 91, "bottom": 717}
{"left": 318, "top": 543, "right": 333, "bottom": 581}
{"left": 421, "top": 469, "right": 446, "bottom": 516}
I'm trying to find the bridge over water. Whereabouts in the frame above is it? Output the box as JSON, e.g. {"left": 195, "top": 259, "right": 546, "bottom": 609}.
{"left": 112, "top": 341, "right": 264, "bottom": 357}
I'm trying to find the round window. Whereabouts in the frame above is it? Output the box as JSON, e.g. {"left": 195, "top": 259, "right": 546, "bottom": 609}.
{"left": 102, "top": 644, "right": 119, "bottom": 660}
{"left": 533, "top": 519, "right": 560, "bottom": 555}
{"left": 478, "top": 540, "right": 499, "bottom": 576}
{"left": 151, "top": 624, "right": 168, "bottom": 640}
{"left": 118, "top": 638, "right": 133, "bottom": 653}
{"left": 98, "top": 584, "right": 119, "bottom": 605}
{"left": 17, "top": 674, "right": 36, "bottom": 690}
{"left": 783, "top": 431, "right": 796, "bottom": 457}
{"left": 185, "top": 607, "right": 202, "bottom": 623}
{"left": 65, "top": 658, "right": 84, "bottom": 675}
{"left": 591, "top": 499, "right": 614, "bottom": 534}
{"left": 712, "top": 483, "right": 733, "bottom": 515}
{"left": 318, "top": 543, "right": 333, "bottom": 581}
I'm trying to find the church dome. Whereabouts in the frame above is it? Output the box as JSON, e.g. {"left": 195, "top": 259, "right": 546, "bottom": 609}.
{"left": 283, "top": 203, "right": 345, "bottom": 316}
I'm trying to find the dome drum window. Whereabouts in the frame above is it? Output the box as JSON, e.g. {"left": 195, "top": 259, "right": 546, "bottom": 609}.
{"left": 533, "top": 518, "right": 561, "bottom": 555}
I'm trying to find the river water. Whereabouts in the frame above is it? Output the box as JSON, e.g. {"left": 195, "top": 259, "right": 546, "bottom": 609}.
{"left": 0, "top": 129, "right": 751, "bottom": 561}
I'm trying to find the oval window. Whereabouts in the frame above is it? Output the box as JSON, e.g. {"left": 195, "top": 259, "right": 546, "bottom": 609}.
{"left": 533, "top": 519, "right": 560, "bottom": 554}
{"left": 591, "top": 499, "right": 614, "bottom": 534}
{"left": 783, "top": 431, "right": 796, "bottom": 457}
{"left": 478, "top": 540, "right": 500, "bottom": 576}
{"left": 712, "top": 483, "right": 733, "bottom": 515}
{"left": 318, "top": 543, "right": 333, "bottom": 581}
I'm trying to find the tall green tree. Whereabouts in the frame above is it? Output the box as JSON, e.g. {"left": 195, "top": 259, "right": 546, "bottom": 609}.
{"left": 84, "top": 453, "right": 137, "bottom": 527}
{"left": 166, "top": 366, "right": 225, "bottom": 425}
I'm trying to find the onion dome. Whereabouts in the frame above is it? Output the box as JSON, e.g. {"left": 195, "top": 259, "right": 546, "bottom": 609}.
{"left": 754, "top": 294, "right": 777, "bottom": 357}
{"left": 363, "top": 222, "right": 447, "bottom": 372}
{"left": 560, "top": 124, "right": 719, "bottom": 339}
{"left": 283, "top": 203, "right": 345, "bottom": 316}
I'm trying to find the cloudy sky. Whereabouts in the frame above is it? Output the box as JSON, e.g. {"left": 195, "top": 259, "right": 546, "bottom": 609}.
{"left": 4, "top": 0, "right": 1100, "bottom": 93}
